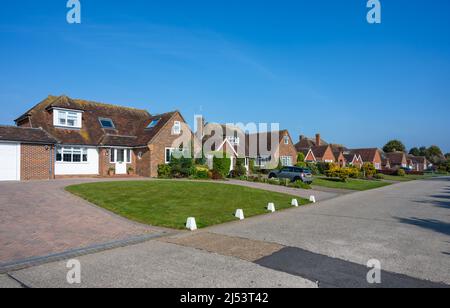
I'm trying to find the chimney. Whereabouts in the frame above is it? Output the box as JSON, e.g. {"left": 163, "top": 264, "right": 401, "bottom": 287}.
{"left": 315, "top": 133, "right": 321, "bottom": 146}
{"left": 299, "top": 135, "right": 305, "bottom": 142}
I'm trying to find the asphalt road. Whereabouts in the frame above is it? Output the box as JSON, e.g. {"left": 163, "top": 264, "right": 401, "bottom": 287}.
{"left": 2, "top": 177, "right": 449, "bottom": 288}
{"left": 211, "top": 177, "right": 450, "bottom": 285}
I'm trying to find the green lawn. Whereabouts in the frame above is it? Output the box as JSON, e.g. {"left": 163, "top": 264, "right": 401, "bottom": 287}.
{"left": 66, "top": 181, "right": 309, "bottom": 229}
{"left": 382, "top": 174, "right": 442, "bottom": 182}
{"left": 312, "top": 177, "right": 391, "bottom": 191}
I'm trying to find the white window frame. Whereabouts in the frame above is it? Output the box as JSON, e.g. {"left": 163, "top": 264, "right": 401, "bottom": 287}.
{"left": 54, "top": 109, "right": 82, "bottom": 128}
{"left": 281, "top": 156, "right": 292, "bottom": 167}
{"left": 110, "top": 149, "right": 132, "bottom": 164}
{"left": 165, "top": 147, "right": 176, "bottom": 164}
{"left": 56, "top": 147, "right": 88, "bottom": 163}
{"left": 172, "top": 121, "right": 181, "bottom": 135}
{"left": 227, "top": 136, "right": 240, "bottom": 146}
{"left": 284, "top": 136, "right": 290, "bottom": 145}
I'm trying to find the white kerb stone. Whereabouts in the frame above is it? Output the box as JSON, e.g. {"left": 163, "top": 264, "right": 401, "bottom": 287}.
{"left": 309, "top": 196, "right": 316, "bottom": 203}
{"left": 186, "top": 217, "right": 197, "bottom": 231}
{"left": 267, "top": 203, "right": 276, "bottom": 213}
{"left": 235, "top": 209, "right": 245, "bottom": 220}
{"left": 292, "top": 199, "right": 299, "bottom": 207}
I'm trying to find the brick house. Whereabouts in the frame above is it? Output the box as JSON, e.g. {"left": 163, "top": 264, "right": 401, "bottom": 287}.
{"left": 295, "top": 133, "right": 335, "bottom": 163}
{"left": 407, "top": 155, "right": 429, "bottom": 172}
{"left": 1, "top": 95, "right": 195, "bottom": 181}
{"left": 349, "top": 148, "right": 383, "bottom": 170}
{"left": 343, "top": 153, "right": 364, "bottom": 168}
{"left": 385, "top": 152, "right": 408, "bottom": 170}
{"left": 246, "top": 130, "right": 298, "bottom": 169}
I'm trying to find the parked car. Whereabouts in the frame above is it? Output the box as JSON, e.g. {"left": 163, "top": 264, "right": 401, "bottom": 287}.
{"left": 268, "top": 167, "right": 313, "bottom": 184}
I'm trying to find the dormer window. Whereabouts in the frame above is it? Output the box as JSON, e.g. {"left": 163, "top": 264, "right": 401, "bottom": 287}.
{"left": 284, "top": 136, "right": 290, "bottom": 145}
{"left": 99, "top": 118, "right": 115, "bottom": 129}
{"left": 54, "top": 109, "right": 82, "bottom": 129}
{"left": 173, "top": 121, "right": 181, "bottom": 135}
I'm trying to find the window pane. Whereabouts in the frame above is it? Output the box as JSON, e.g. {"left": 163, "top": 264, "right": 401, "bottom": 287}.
{"left": 166, "top": 149, "right": 171, "bottom": 163}
{"left": 73, "top": 153, "right": 81, "bottom": 162}
{"left": 56, "top": 148, "right": 62, "bottom": 161}
{"left": 100, "top": 118, "right": 114, "bottom": 128}
{"left": 117, "top": 149, "right": 125, "bottom": 162}
{"left": 126, "top": 150, "right": 131, "bottom": 163}
{"left": 110, "top": 149, "right": 115, "bottom": 163}
{"left": 67, "top": 112, "right": 77, "bottom": 127}
{"left": 63, "top": 153, "right": 72, "bottom": 162}
{"left": 82, "top": 149, "right": 88, "bottom": 162}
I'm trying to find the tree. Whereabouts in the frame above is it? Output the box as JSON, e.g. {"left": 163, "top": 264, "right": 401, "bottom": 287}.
{"left": 445, "top": 153, "right": 450, "bottom": 159}
{"left": 362, "top": 162, "right": 377, "bottom": 178}
{"left": 409, "top": 147, "right": 420, "bottom": 156}
{"left": 426, "top": 145, "right": 444, "bottom": 165}
{"left": 296, "top": 152, "right": 307, "bottom": 167}
{"left": 383, "top": 140, "right": 406, "bottom": 153}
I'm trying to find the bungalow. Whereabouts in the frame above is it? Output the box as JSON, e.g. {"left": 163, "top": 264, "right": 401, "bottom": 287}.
{"left": 407, "top": 155, "right": 428, "bottom": 172}
{"left": 343, "top": 153, "right": 364, "bottom": 168}
{"left": 0, "top": 95, "right": 195, "bottom": 181}
{"left": 385, "top": 152, "right": 408, "bottom": 170}
{"left": 309, "top": 145, "right": 336, "bottom": 163}
{"left": 349, "top": 148, "right": 383, "bottom": 170}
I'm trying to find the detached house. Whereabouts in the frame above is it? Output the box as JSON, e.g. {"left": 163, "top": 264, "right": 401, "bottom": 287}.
{"left": 295, "top": 133, "right": 335, "bottom": 163}
{"left": 1, "top": 95, "right": 194, "bottom": 181}
{"left": 407, "top": 155, "right": 429, "bottom": 172}
{"left": 385, "top": 152, "right": 408, "bottom": 170}
{"left": 349, "top": 148, "right": 383, "bottom": 170}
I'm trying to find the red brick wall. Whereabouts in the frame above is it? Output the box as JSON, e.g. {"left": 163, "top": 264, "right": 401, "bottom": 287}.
{"left": 135, "top": 147, "right": 151, "bottom": 177}
{"left": 98, "top": 148, "right": 137, "bottom": 176}
{"left": 321, "top": 146, "right": 336, "bottom": 163}
{"left": 278, "top": 132, "right": 298, "bottom": 166}
{"left": 148, "top": 113, "right": 194, "bottom": 177}
{"left": 21, "top": 144, "right": 54, "bottom": 180}
{"left": 305, "top": 150, "right": 316, "bottom": 162}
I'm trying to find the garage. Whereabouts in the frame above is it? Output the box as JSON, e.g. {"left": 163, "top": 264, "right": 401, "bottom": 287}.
{"left": 0, "top": 142, "right": 20, "bottom": 181}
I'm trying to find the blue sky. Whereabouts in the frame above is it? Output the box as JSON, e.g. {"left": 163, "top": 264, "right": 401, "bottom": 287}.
{"left": 1, "top": 0, "right": 449, "bottom": 152}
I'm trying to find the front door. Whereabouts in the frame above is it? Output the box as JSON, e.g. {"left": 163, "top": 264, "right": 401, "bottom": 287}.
{"left": 115, "top": 149, "right": 127, "bottom": 175}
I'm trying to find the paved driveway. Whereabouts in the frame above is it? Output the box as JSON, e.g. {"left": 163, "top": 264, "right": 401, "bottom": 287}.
{"left": 0, "top": 179, "right": 162, "bottom": 264}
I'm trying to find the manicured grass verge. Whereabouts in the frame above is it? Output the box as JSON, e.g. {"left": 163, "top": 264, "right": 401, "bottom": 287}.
{"left": 382, "top": 174, "right": 441, "bottom": 182}
{"left": 312, "top": 177, "right": 391, "bottom": 191}
{"left": 66, "top": 181, "right": 309, "bottom": 229}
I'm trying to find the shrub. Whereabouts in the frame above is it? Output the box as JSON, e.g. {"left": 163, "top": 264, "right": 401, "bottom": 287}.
{"left": 288, "top": 181, "right": 312, "bottom": 190}
{"left": 396, "top": 169, "right": 406, "bottom": 177}
{"left": 232, "top": 158, "right": 247, "bottom": 178}
{"left": 213, "top": 156, "right": 231, "bottom": 177}
{"left": 326, "top": 164, "right": 349, "bottom": 182}
{"left": 347, "top": 166, "right": 360, "bottom": 179}
{"left": 249, "top": 159, "right": 255, "bottom": 174}
{"left": 157, "top": 164, "right": 172, "bottom": 178}
{"left": 279, "top": 178, "right": 290, "bottom": 186}
{"left": 296, "top": 153, "right": 307, "bottom": 167}
{"left": 192, "top": 166, "right": 209, "bottom": 179}
{"left": 317, "top": 162, "right": 331, "bottom": 175}
{"left": 373, "top": 173, "right": 385, "bottom": 180}
{"left": 362, "top": 163, "right": 377, "bottom": 178}
{"left": 306, "top": 163, "right": 319, "bottom": 175}
{"left": 211, "top": 170, "right": 224, "bottom": 180}
{"left": 169, "top": 156, "right": 194, "bottom": 178}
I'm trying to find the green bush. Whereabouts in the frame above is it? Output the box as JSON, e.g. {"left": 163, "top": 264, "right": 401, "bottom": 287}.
{"left": 373, "top": 173, "right": 385, "bottom": 180}
{"left": 347, "top": 166, "right": 360, "bottom": 178}
{"left": 317, "top": 162, "right": 331, "bottom": 175}
{"left": 213, "top": 156, "right": 231, "bottom": 177}
{"left": 232, "top": 158, "right": 247, "bottom": 178}
{"left": 288, "top": 181, "right": 312, "bottom": 190}
{"left": 157, "top": 164, "right": 172, "bottom": 178}
{"left": 396, "top": 169, "right": 406, "bottom": 177}
{"left": 306, "top": 163, "right": 319, "bottom": 175}
{"left": 296, "top": 153, "right": 307, "bottom": 167}
{"left": 249, "top": 159, "right": 255, "bottom": 174}
{"left": 192, "top": 166, "right": 209, "bottom": 179}
{"left": 169, "top": 156, "right": 194, "bottom": 178}
{"left": 362, "top": 163, "right": 377, "bottom": 178}
{"left": 325, "top": 164, "right": 349, "bottom": 182}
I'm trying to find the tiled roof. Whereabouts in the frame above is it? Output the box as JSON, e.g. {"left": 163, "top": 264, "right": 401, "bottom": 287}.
{"left": 14, "top": 95, "right": 178, "bottom": 147}
{"left": 310, "top": 145, "right": 330, "bottom": 159}
{"left": 349, "top": 148, "right": 380, "bottom": 162}
{"left": 385, "top": 152, "right": 407, "bottom": 165}
{"left": 0, "top": 125, "right": 57, "bottom": 144}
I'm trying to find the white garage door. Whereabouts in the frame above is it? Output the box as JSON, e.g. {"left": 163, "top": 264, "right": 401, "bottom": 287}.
{"left": 0, "top": 143, "right": 20, "bottom": 181}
